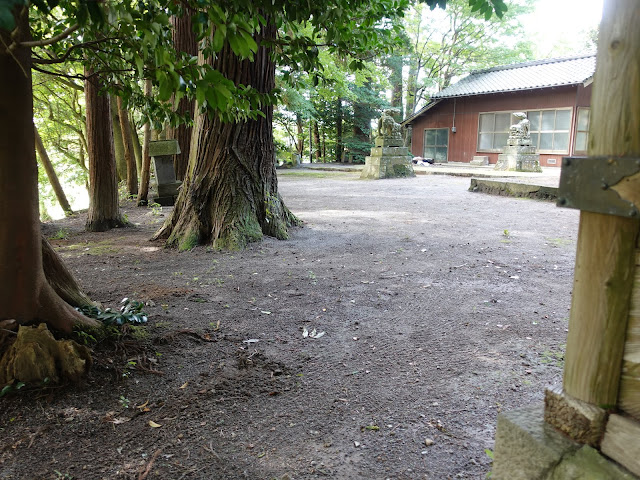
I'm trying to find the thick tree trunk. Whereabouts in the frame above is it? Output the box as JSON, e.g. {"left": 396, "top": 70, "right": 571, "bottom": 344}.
{"left": 137, "top": 80, "right": 153, "bottom": 206}
{"left": 154, "top": 20, "right": 298, "bottom": 250}
{"left": 34, "top": 125, "right": 73, "bottom": 215}
{"left": 336, "top": 99, "right": 343, "bottom": 163}
{"left": 85, "top": 69, "right": 126, "bottom": 232}
{"left": 166, "top": 11, "right": 197, "bottom": 181}
{"left": 116, "top": 96, "right": 138, "bottom": 196}
{"left": 0, "top": 7, "right": 96, "bottom": 333}
{"left": 110, "top": 96, "right": 126, "bottom": 182}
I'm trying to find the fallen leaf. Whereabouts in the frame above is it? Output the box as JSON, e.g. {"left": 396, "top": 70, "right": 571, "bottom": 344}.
{"left": 261, "top": 311, "right": 271, "bottom": 315}
{"left": 148, "top": 420, "right": 162, "bottom": 428}
{"left": 136, "top": 400, "right": 149, "bottom": 410}
{"left": 302, "top": 327, "right": 309, "bottom": 338}
{"left": 179, "top": 382, "right": 189, "bottom": 389}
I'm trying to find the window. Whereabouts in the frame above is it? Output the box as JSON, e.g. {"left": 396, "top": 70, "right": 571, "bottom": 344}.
{"left": 423, "top": 128, "right": 449, "bottom": 162}
{"left": 477, "top": 109, "right": 573, "bottom": 154}
{"left": 527, "top": 109, "right": 572, "bottom": 153}
{"left": 574, "top": 108, "right": 590, "bottom": 154}
{"left": 477, "top": 112, "right": 511, "bottom": 151}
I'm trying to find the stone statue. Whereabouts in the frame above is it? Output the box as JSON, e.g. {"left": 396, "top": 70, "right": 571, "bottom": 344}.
{"left": 508, "top": 112, "right": 531, "bottom": 144}
{"left": 378, "top": 109, "right": 402, "bottom": 140}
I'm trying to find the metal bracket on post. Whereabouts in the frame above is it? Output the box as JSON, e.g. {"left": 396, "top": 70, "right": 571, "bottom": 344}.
{"left": 557, "top": 156, "right": 640, "bottom": 218}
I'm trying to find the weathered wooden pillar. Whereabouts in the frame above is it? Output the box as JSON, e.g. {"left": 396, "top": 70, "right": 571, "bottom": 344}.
{"left": 543, "top": 0, "right": 640, "bottom": 474}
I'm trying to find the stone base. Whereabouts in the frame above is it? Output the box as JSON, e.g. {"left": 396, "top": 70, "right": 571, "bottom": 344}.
{"left": 153, "top": 195, "right": 177, "bottom": 207}
{"left": 374, "top": 137, "right": 404, "bottom": 148}
{"left": 470, "top": 155, "right": 489, "bottom": 166}
{"left": 361, "top": 155, "right": 415, "bottom": 179}
{"left": 158, "top": 181, "right": 182, "bottom": 198}
{"left": 495, "top": 145, "right": 542, "bottom": 172}
{"left": 493, "top": 406, "right": 637, "bottom": 480}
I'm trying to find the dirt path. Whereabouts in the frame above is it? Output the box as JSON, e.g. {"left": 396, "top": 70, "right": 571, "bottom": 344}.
{"left": 1, "top": 171, "right": 579, "bottom": 479}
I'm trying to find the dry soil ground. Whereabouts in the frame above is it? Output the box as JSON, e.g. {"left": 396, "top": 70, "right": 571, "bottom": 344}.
{"left": 1, "top": 170, "right": 579, "bottom": 479}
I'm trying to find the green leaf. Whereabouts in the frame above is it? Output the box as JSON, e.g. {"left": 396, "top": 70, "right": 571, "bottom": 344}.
{"left": 212, "top": 25, "right": 226, "bottom": 52}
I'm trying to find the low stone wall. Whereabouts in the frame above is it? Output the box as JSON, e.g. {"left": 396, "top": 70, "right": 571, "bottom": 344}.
{"left": 469, "top": 178, "right": 558, "bottom": 201}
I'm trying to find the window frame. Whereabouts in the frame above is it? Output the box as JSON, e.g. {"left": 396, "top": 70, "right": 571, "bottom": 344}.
{"left": 573, "top": 107, "right": 590, "bottom": 155}
{"left": 477, "top": 111, "right": 512, "bottom": 153}
{"left": 526, "top": 108, "right": 573, "bottom": 154}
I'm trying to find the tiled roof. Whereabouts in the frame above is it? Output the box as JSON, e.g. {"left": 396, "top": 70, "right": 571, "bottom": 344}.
{"left": 432, "top": 53, "right": 596, "bottom": 99}
{"left": 403, "top": 54, "right": 596, "bottom": 125}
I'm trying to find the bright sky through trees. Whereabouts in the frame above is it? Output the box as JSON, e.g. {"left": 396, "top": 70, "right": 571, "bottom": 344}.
{"left": 523, "top": 0, "right": 603, "bottom": 56}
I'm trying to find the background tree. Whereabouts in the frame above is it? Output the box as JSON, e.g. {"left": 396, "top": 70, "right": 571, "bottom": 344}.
{"left": 404, "top": 0, "right": 530, "bottom": 115}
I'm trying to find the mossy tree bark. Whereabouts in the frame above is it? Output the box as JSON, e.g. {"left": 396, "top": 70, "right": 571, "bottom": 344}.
{"left": 0, "top": 7, "right": 97, "bottom": 334}
{"left": 85, "top": 69, "right": 126, "bottom": 232}
{"left": 154, "top": 20, "right": 298, "bottom": 250}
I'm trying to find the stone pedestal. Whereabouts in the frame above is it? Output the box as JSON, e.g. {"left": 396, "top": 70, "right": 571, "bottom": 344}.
{"left": 493, "top": 406, "right": 636, "bottom": 480}
{"left": 149, "top": 140, "right": 182, "bottom": 206}
{"left": 360, "top": 137, "right": 415, "bottom": 179}
{"left": 495, "top": 144, "right": 542, "bottom": 172}
{"left": 470, "top": 155, "right": 489, "bottom": 166}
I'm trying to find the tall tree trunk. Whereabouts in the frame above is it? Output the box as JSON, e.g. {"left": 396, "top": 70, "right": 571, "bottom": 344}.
{"left": 34, "top": 125, "right": 73, "bottom": 215}
{"left": 116, "top": 96, "right": 138, "bottom": 196}
{"left": 166, "top": 10, "right": 198, "bottom": 181}
{"left": 137, "top": 79, "right": 153, "bottom": 206}
{"left": 313, "top": 121, "right": 321, "bottom": 162}
{"left": 387, "top": 54, "right": 404, "bottom": 120}
{"left": 406, "top": 57, "right": 418, "bottom": 116}
{"left": 130, "top": 113, "right": 143, "bottom": 177}
{"left": 296, "top": 114, "right": 304, "bottom": 156}
{"left": 0, "top": 7, "right": 94, "bottom": 333}
{"left": 153, "top": 19, "right": 298, "bottom": 250}
{"left": 336, "top": 98, "right": 343, "bottom": 163}
{"left": 85, "top": 69, "right": 126, "bottom": 232}
{"left": 110, "top": 96, "right": 126, "bottom": 182}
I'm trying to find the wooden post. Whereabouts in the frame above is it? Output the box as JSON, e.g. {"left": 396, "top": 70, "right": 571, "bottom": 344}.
{"left": 562, "top": 0, "right": 640, "bottom": 406}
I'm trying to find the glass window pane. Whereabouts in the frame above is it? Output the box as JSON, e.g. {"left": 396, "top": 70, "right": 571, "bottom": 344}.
{"left": 423, "top": 147, "right": 436, "bottom": 159}
{"left": 556, "top": 110, "right": 571, "bottom": 130}
{"left": 575, "top": 132, "right": 588, "bottom": 152}
{"left": 494, "top": 133, "right": 509, "bottom": 148}
{"left": 530, "top": 132, "right": 539, "bottom": 147}
{"left": 478, "top": 133, "right": 493, "bottom": 150}
{"left": 553, "top": 132, "right": 569, "bottom": 152}
{"left": 425, "top": 129, "right": 436, "bottom": 146}
{"left": 539, "top": 132, "right": 553, "bottom": 150}
{"left": 479, "top": 114, "right": 494, "bottom": 132}
{"left": 528, "top": 111, "right": 540, "bottom": 131}
{"left": 577, "top": 108, "right": 590, "bottom": 131}
{"left": 495, "top": 113, "right": 511, "bottom": 132}
{"left": 436, "top": 128, "right": 448, "bottom": 146}
{"left": 541, "top": 111, "right": 556, "bottom": 130}
{"left": 435, "top": 147, "right": 448, "bottom": 162}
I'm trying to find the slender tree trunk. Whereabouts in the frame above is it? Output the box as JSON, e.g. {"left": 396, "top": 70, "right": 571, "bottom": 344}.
{"left": 34, "top": 126, "right": 73, "bottom": 215}
{"left": 296, "top": 114, "right": 304, "bottom": 156}
{"left": 137, "top": 79, "right": 153, "bottom": 206}
{"left": 110, "top": 96, "right": 126, "bottom": 182}
{"left": 406, "top": 58, "right": 418, "bottom": 116}
{"left": 0, "top": 7, "right": 94, "bottom": 333}
{"left": 166, "top": 10, "right": 197, "bottom": 181}
{"left": 313, "top": 121, "right": 321, "bottom": 162}
{"left": 154, "top": 19, "right": 298, "bottom": 250}
{"left": 130, "top": 113, "right": 143, "bottom": 177}
{"left": 336, "top": 99, "right": 343, "bottom": 163}
{"left": 116, "top": 96, "right": 138, "bottom": 196}
{"left": 85, "top": 69, "right": 126, "bottom": 232}
{"left": 387, "top": 54, "right": 404, "bottom": 120}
